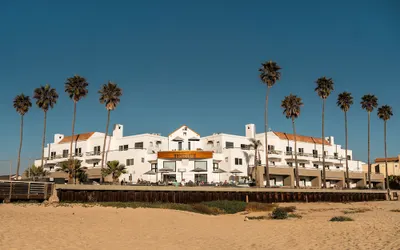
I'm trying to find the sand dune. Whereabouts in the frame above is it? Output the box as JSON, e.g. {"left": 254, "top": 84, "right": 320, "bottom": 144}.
{"left": 1, "top": 201, "right": 399, "bottom": 250}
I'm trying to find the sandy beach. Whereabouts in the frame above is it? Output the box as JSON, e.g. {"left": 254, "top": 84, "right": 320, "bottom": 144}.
{"left": 1, "top": 201, "right": 399, "bottom": 250}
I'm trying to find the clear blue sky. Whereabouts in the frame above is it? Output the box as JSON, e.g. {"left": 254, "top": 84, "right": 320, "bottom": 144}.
{"left": 0, "top": 0, "right": 399, "bottom": 174}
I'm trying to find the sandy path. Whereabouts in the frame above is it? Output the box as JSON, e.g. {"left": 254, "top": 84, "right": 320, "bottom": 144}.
{"left": 1, "top": 201, "right": 400, "bottom": 250}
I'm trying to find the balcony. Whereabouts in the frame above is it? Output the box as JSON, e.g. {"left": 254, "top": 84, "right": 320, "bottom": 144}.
{"left": 325, "top": 169, "right": 345, "bottom": 181}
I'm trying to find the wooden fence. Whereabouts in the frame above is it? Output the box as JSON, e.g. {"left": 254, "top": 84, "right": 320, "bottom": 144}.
{"left": 57, "top": 186, "right": 387, "bottom": 203}
{"left": 0, "top": 181, "right": 53, "bottom": 201}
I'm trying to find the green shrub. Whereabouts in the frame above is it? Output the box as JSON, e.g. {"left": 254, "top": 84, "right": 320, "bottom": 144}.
{"left": 202, "top": 200, "right": 247, "bottom": 214}
{"left": 280, "top": 206, "right": 296, "bottom": 213}
{"left": 342, "top": 208, "right": 371, "bottom": 214}
{"left": 330, "top": 216, "right": 354, "bottom": 222}
{"left": 245, "top": 203, "right": 277, "bottom": 212}
{"left": 191, "top": 204, "right": 224, "bottom": 215}
{"left": 271, "top": 207, "right": 288, "bottom": 220}
{"left": 288, "top": 213, "right": 302, "bottom": 219}
{"left": 246, "top": 215, "right": 269, "bottom": 220}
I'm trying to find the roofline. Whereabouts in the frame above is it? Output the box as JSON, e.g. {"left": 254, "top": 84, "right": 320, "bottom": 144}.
{"left": 168, "top": 125, "right": 200, "bottom": 137}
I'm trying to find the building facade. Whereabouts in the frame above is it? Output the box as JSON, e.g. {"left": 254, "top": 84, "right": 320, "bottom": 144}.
{"left": 363, "top": 155, "right": 400, "bottom": 178}
{"left": 35, "top": 123, "right": 368, "bottom": 188}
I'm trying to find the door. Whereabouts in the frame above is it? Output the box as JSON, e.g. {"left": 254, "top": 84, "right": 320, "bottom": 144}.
{"left": 178, "top": 142, "right": 183, "bottom": 150}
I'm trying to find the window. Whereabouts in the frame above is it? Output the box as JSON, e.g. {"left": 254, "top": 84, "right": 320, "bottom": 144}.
{"left": 324, "top": 151, "right": 328, "bottom": 156}
{"left": 178, "top": 141, "right": 183, "bottom": 150}
{"left": 375, "top": 165, "right": 380, "bottom": 173}
{"left": 300, "top": 163, "right": 305, "bottom": 168}
{"left": 298, "top": 148, "right": 304, "bottom": 155}
{"left": 94, "top": 146, "right": 101, "bottom": 155}
{"left": 336, "top": 166, "right": 340, "bottom": 169}
{"left": 313, "top": 164, "right": 319, "bottom": 168}
{"left": 126, "top": 159, "right": 134, "bottom": 166}
{"left": 395, "top": 165, "right": 398, "bottom": 168}
{"left": 164, "top": 161, "right": 176, "bottom": 171}
{"left": 188, "top": 141, "right": 191, "bottom": 150}
{"left": 213, "top": 163, "right": 219, "bottom": 171}
{"left": 194, "top": 174, "right": 207, "bottom": 183}
{"left": 134, "top": 142, "right": 143, "bottom": 149}
{"left": 347, "top": 155, "right": 351, "bottom": 160}
{"left": 226, "top": 142, "right": 234, "bottom": 149}
{"left": 334, "top": 152, "right": 338, "bottom": 159}
{"left": 194, "top": 161, "right": 207, "bottom": 171}
{"left": 75, "top": 148, "right": 82, "bottom": 156}
{"left": 288, "top": 162, "right": 293, "bottom": 167}
{"left": 234, "top": 158, "right": 243, "bottom": 165}
{"left": 183, "top": 132, "right": 187, "bottom": 136}
{"left": 141, "top": 158, "right": 144, "bottom": 163}
{"left": 225, "top": 157, "right": 228, "bottom": 162}
{"left": 62, "top": 150, "right": 69, "bottom": 158}
{"left": 325, "top": 165, "right": 330, "bottom": 170}
{"left": 241, "top": 144, "right": 250, "bottom": 150}
{"left": 50, "top": 152, "right": 56, "bottom": 159}
{"left": 119, "top": 145, "right": 129, "bottom": 151}
{"left": 313, "top": 150, "right": 318, "bottom": 158}
{"left": 286, "top": 146, "right": 292, "bottom": 154}
{"left": 151, "top": 163, "right": 158, "bottom": 171}
{"left": 268, "top": 145, "right": 275, "bottom": 151}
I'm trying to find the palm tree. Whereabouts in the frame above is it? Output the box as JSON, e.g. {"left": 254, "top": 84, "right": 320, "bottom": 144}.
{"left": 58, "top": 159, "right": 86, "bottom": 184}
{"left": 377, "top": 105, "right": 393, "bottom": 190}
{"left": 315, "top": 77, "right": 334, "bottom": 188}
{"left": 248, "top": 138, "right": 262, "bottom": 184}
{"left": 361, "top": 94, "right": 378, "bottom": 189}
{"left": 337, "top": 92, "right": 353, "bottom": 188}
{"left": 33, "top": 84, "right": 59, "bottom": 170}
{"left": 65, "top": 75, "right": 89, "bottom": 184}
{"left": 24, "top": 165, "right": 48, "bottom": 179}
{"left": 13, "top": 94, "right": 32, "bottom": 178}
{"left": 101, "top": 160, "right": 127, "bottom": 183}
{"left": 98, "top": 81, "right": 122, "bottom": 182}
{"left": 281, "top": 94, "right": 303, "bottom": 188}
{"left": 259, "top": 61, "right": 281, "bottom": 187}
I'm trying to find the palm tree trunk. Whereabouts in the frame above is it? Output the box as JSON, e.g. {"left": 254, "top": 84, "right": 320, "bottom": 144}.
{"left": 40, "top": 111, "right": 47, "bottom": 169}
{"left": 368, "top": 111, "right": 371, "bottom": 189}
{"left": 384, "top": 120, "right": 389, "bottom": 191}
{"left": 264, "top": 86, "right": 270, "bottom": 187}
{"left": 345, "top": 111, "right": 349, "bottom": 188}
{"left": 69, "top": 101, "right": 77, "bottom": 184}
{"left": 322, "top": 99, "right": 326, "bottom": 188}
{"left": 16, "top": 115, "right": 24, "bottom": 178}
{"left": 292, "top": 118, "right": 299, "bottom": 188}
{"left": 101, "top": 109, "right": 111, "bottom": 183}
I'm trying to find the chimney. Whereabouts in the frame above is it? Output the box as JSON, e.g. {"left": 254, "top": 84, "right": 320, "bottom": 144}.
{"left": 245, "top": 124, "right": 256, "bottom": 138}
{"left": 54, "top": 134, "right": 64, "bottom": 143}
{"left": 326, "top": 136, "right": 334, "bottom": 145}
{"left": 113, "top": 124, "right": 123, "bottom": 138}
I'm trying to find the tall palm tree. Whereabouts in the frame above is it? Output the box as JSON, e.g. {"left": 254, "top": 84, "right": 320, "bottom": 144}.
{"left": 259, "top": 61, "right": 281, "bottom": 187}
{"left": 337, "top": 92, "right": 353, "bottom": 188}
{"left": 281, "top": 94, "right": 303, "bottom": 188}
{"left": 315, "top": 77, "right": 334, "bottom": 188}
{"left": 377, "top": 105, "right": 393, "bottom": 190}
{"left": 248, "top": 138, "right": 262, "bottom": 183}
{"left": 24, "top": 165, "right": 48, "bottom": 179}
{"left": 13, "top": 94, "right": 32, "bottom": 178}
{"left": 101, "top": 160, "right": 127, "bottom": 183}
{"left": 33, "top": 84, "right": 59, "bottom": 170}
{"left": 65, "top": 75, "right": 89, "bottom": 184}
{"left": 361, "top": 94, "right": 378, "bottom": 189}
{"left": 98, "top": 81, "right": 122, "bottom": 182}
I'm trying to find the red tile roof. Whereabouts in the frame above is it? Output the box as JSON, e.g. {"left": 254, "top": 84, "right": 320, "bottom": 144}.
{"left": 273, "top": 131, "right": 331, "bottom": 146}
{"left": 58, "top": 132, "right": 95, "bottom": 144}
{"left": 375, "top": 157, "right": 399, "bottom": 163}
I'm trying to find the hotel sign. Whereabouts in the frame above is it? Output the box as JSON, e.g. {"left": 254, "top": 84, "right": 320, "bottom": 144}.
{"left": 158, "top": 151, "right": 213, "bottom": 159}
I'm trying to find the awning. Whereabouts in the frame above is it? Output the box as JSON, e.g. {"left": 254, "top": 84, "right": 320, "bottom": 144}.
{"left": 212, "top": 169, "right": 226, "bottom": 174}
{"left": 172, "top": 136, "right": 184, "bottom": 141}
{"left": 158, "top": 168, "right": 174, "bottom": 173}
{"left": 144, "top": 170, "right": 157, "bottom": 175}
{"left": 148, "top": 160, "right": 157, "bottom": 164}
{"left": 230, "top": 169, "right": 243, "bottom": 174}
{"left": 188, "top": 137, "right": 200, "bottom": 141}
{"left": 213, "top": 160, "right": 222, "bottom": 163}
{"left": 191, "top": 167, "right": 207, "bottom": 172}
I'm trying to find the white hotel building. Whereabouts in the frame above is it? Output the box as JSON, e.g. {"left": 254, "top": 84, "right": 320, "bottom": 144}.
{"left": 35, "top": 124, "right": 369, "bottom": 188}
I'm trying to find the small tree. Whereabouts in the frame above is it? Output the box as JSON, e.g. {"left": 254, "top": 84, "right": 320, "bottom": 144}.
{"left": 57, "top": 159, "right": 86, "bottom": 184}
{"left": 248, "top": 138, "right": 262, "bottom": 184}
{"left": 24, "top": 165, "right": 48, "bottom": 179}
{"left": 101, "top": 160, "right": 127, "bottom": 183}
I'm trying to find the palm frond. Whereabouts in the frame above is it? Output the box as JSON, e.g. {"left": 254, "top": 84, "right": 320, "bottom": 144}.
{"left": 33, "top": 84, "right": 59, "bottom": 112}
{"left": 98, "top": 81, "right": 122, "bottom": 111}
{"left": 65, "top": 75, "right": 89, "bottom": 102}
{"left": 315, "top": 77, "right": 334, "bottom": 99}
{"left": 13, "top": 94, "right": 32, "bottom": 115}
{"left": 281, "top": 94, "right": 303, "bottom": 119}
{"left": 337, "top": 92, "right": 353, "bottom": 112}
{"left": 377, "top": 105, "right": 393, "bottom": 121}
{"left": 259, "top": 61, "right": 281, "bottom": 87}
{"left": 361, "top": 94, "right": 378, "bottom": 112}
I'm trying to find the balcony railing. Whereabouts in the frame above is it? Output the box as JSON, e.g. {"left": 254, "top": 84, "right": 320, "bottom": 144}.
{"left": 268, "top": 150, "right": 282, "bottom": 155}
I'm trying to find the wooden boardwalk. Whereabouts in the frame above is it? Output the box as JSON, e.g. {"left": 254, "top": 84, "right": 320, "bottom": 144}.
{"left": 0, "top": 181, "right": 53, "bottom": 202}
{"left": 56, "top": 185, "right": 387, "bottom": 203}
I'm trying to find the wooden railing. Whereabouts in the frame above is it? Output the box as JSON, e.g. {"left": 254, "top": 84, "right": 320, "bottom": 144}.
{"left": 0, "top": 181, "right": 53, "bottom": 201}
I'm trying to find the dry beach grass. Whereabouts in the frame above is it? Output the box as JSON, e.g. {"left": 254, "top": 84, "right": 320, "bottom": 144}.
{"left": 0, "top": 201, "right": 400, "bottom": 250}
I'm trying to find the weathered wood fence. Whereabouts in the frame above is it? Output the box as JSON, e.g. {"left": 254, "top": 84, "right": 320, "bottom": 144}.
{"left": 56, "top": 186, "right": 387, "bottom": 203}
{"left": 0, "top": 181, "right": 53, "bottom": 201}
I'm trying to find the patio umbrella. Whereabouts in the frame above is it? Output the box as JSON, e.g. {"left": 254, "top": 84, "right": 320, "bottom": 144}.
{"left": 212, "top": 168, "right": 226, "bottom": 182}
